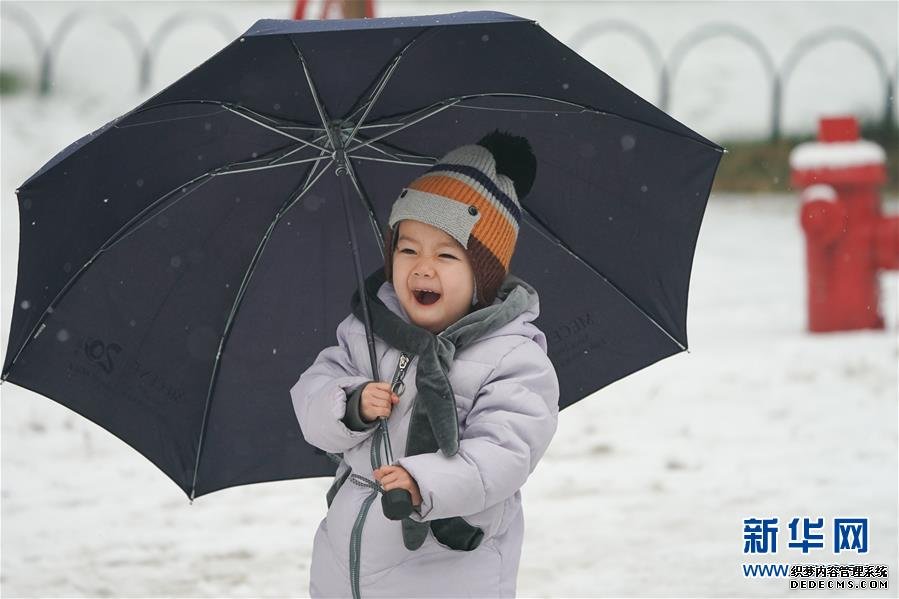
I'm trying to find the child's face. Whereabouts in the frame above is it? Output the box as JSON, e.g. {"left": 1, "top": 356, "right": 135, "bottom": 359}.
{"left": 391, "top": 219, "right": 475, "bottom": 334}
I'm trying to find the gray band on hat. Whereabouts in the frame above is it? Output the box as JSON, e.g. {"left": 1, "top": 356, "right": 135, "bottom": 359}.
{"left": 388, "top": 188, "right": 481, "bottom": 249}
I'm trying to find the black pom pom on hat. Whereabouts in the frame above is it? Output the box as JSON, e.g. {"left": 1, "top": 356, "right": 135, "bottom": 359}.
{"left": 476, "top": 129, "right": 537, "bottom": 199}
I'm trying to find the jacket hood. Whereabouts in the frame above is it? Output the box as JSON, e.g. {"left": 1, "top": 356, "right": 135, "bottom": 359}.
{"left": 376, "top": 273, "right": 547, "bottom": 353}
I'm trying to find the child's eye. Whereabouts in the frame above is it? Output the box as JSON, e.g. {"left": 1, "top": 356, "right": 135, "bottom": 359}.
{"left": 397, "top": 248, "right": 456, "bottom": 259}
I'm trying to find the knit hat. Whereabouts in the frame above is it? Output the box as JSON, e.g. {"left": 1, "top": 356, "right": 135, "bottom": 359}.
{"left": 384, "top": 129, "right": 537, "bottom": 310}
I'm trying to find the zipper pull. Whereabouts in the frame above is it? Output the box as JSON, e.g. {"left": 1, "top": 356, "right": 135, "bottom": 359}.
{"left": 390, "top": 352, "right": 412, "bottom": 396}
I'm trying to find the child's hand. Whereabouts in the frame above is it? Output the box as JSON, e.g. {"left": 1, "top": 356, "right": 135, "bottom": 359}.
{"left": 360, "top": 382, "right": 400, "bottom": 423}
{"left": 373, "top": 465, "right": 422, "bottom": 507}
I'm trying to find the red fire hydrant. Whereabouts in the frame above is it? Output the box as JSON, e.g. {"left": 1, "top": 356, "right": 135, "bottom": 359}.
{"left": 791, "top": 115, "right": 899, "bottom": 332}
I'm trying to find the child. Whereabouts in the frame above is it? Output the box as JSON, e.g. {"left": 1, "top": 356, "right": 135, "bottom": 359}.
{"left": 290, "top": 130, "right": 560, "bottom": 598}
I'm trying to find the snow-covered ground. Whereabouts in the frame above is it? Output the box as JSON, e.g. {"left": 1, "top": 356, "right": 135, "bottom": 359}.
{"left": 2, "top": 2, "right": 897, "bottom": 598}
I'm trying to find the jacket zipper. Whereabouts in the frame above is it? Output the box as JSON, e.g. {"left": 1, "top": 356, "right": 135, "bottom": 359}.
{"left": 390, "top": 352, "right": 411, "bottom": 398}
{"left": 348, "top": 351, "right": 413, "bottom": 599}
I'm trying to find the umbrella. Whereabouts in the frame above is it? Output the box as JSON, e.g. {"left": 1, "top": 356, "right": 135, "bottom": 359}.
{"left": 2, "top": 11, "right": 724, "bottom": 501}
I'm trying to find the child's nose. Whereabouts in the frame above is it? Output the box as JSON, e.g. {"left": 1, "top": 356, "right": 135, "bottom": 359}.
{"left": 413, "top": 262, "right": 436, "bottom": 276}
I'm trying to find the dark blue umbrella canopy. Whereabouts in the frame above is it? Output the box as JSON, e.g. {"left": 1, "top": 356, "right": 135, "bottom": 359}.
{"left": 3, "top": 11, "right": 723, "bottom": 499}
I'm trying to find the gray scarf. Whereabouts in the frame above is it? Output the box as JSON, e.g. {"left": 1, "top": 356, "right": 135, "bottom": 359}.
{"left": 350, "top": 267, "right": 538, "bottom": 552}
{"left": 350, "top": 266, "right": 538, "bottom": 459}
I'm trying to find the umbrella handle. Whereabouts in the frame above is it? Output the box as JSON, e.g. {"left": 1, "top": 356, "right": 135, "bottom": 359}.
{"left": 381, "top": 488, "right": 413, "bottom": 520}
{"left": 376, "top": 419, "right": 413, "bottom": 519}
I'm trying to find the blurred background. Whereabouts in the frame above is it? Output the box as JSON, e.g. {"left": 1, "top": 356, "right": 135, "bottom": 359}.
{"left": 2, "top": 1, "right": 897, "bottom": 597}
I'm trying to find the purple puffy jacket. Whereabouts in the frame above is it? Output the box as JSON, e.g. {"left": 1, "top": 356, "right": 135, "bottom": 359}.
{"left": 291, "top": 278, "right": 559, "bottom": 598}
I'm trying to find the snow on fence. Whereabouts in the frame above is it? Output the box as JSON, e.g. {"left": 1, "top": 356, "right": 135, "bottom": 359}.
{"left": 1, "top": 3, "right": 896, "bottom": 141}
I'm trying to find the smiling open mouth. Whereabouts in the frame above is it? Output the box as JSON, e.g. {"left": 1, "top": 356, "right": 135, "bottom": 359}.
{"left": 412, "top": 289, "right": 441, "bottom": 306}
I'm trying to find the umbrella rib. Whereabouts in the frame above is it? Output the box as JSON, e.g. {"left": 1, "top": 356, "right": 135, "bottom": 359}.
{"left": 349, "top": 94, "right": 584, "bottom": 148}
{"left": 358, "top": 122, "right": 406, "bottom": 129}
{"left": 276, "top": 125, "right": 328, "bottom": 132}
{"left": 350, "top": 155, "right": 435, "bottom": 168}
{"left": 281, "top": 154, "right": 334, "bottom": 214}
{"left": 232, "top": 104, "right": 303, "bottom": 126}
{"left": 190, "top": 153, "right": 335, "bottom": 500}
{"left": 451, "top": 103, "right": 588, "bottom": 115}
{"left": 214, "top": 154, "right": 328, "bottom": 176}
{"left": 104, "top": 142, "right": 318, "bottom": 252}
{"left": 279, "top": 123, "right": 399, "bottom": 131}
{"left": 347, "top": 133, "right": 437, "bottom": 165}
{"left": 125, "top": 98, "right": 326, "bottom": 134}
{"left": 340, "top": 26, "right": 439, "bottom": 137}
{"left": 268, "top": 132, "right": 330, "bottom": 165}
{"left": 222, "top": 105, "right": 329, "bottom": 152}
{"left": 0, "top": 142, "right": 325, "bottom": 382}
{"left": 358, "top": 138, "right": 438, "bottom": 162}
{"left": 343, "top": 50, "right": 403, "bottom": 150}
{"left": 356, "top": 92, "right": 725, "bottom": 153}
{"left": 123, "top": 98, "right": 331, "bottom": 153}
{"left": 289, "top": 38, "right": 338, "bottom": 155}
{"left": 520, "top": 207, "right": 687, "bottom": 351}
{"left": 341, "top": 28, "right": 439, "bottom": 151}
{"left": 284, "top": 36, "right": 423, "bottom": 259}
{"left": 0, "top": 171, "right": 213, "bottom": 383}
{"left": 113, "top": 106, "right": 231, "bottom": 129}
{"left": 347, "top": 99, "right": 464, "bottom": 154}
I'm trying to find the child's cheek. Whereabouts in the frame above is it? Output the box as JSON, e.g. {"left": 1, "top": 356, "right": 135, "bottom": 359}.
{"left": 390, "top": 255, "right": 402, "bottom": 286}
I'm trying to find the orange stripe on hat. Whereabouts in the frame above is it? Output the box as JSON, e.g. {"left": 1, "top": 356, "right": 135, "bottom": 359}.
{"left": 409, "top": 174, "right": 518, "bottom": 269}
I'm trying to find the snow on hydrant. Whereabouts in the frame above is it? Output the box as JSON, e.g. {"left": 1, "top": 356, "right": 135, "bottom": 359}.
{"left": 790, "top": 115, "right": 899, "bottom": 332}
